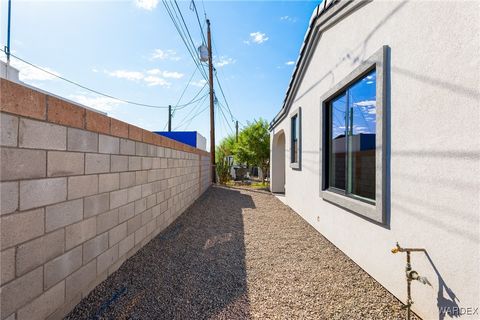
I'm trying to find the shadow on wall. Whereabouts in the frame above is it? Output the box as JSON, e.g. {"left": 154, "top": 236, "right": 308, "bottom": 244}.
{"left": 424, "top": 252, "right": 460, "bottom": 320}
{"left": 65, "top": 186, "right": 255, "bottom": 319}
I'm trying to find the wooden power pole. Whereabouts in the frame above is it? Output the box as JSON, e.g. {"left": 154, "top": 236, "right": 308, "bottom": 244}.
{"left": 207, "top": 19, "right": 216, "bottom": 183}
{"left": 235, "top": 120, "right": 239, "bottom": 142}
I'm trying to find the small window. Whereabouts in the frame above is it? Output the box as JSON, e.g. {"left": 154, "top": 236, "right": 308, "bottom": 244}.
{"left": 290, "top": 108, "right": 301, "bottom": 169}
{"left": 326, "top": 69, "right": 376, "bottom": 202}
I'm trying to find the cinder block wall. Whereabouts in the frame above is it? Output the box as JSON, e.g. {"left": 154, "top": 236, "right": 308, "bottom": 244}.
{"left": 0, "top": 79, "right": 211, "bottom": 320}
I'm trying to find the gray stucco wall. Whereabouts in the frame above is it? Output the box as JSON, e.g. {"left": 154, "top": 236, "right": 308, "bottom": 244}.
{"left": 270, "top": 1, "right": 480, "bottom": 319}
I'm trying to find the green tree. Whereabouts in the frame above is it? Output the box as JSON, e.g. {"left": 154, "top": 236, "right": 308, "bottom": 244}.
{"left": 215, "top": 135, "right": 236, "bottom": 184}
{"left": 235, "top": 119, "right": 270, "bottom": 183}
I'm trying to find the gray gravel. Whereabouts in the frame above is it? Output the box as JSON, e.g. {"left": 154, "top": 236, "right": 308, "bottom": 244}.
{"left": 65, "top": 186, "right": 415, "bottom": 320}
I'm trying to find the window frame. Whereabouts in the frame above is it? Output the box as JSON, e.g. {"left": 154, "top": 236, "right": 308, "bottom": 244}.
{"left": 320, "top": 46, "right": 387, "bottom": 224}
{"left": 290, "top": 107, "right": 302, "bottom": 170}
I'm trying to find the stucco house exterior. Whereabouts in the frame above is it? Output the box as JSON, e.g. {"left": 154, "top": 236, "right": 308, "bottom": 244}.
{"left": 269, "top": 1, "right": 479, "bottom": 319}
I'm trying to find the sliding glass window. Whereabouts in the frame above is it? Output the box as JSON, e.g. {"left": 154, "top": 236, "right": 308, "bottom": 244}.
{"left": 326, "top": 69, "right": 376, "bottom": 202}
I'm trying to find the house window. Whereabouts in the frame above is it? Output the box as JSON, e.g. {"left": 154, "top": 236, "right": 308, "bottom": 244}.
{"left": 327, "top": 69, "right": 376, "bottom": 202}
{"left": 320, "top": 46, "right": 387, "bottom": 224}
{"left": 290, "top": 108, "right": 301, "bottom": 169}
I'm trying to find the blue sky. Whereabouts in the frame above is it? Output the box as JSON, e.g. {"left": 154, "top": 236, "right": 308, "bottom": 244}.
{"left": 1, "top": 0, "right": 319, "bottom": 147}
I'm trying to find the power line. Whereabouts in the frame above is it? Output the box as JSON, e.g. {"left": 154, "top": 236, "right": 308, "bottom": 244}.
{"left": 190, "top": 0, "right": 207, "bottom": 45}
{"left": 0, "top": 50, "right": 206, "bottom": 110}
{"left": 174, "top": 92, "right": 209, "bottom": 130}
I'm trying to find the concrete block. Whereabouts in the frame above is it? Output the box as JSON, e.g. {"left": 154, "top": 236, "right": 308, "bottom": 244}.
{"left": 135, "top": 198, "right": 146, "bottom": 215}
{"left": 84, "top": 193, "right": 110, "bottom": 218}
{"left": 118, "top": 202, "right": 135, "bottom": 223}
{"left": 135, "top": 142, "right": 147, "bottom": 156}
{"left": 0, "top": 181, "right": 18, "bottom": 215}
{"left": 96, "top": 209, "right": 118, "bottom": 234}
{"left": 1, "top": 208, "right": 44, "bottom": 250}
{"left": 142, "top": 157, "right": 152, "bottom": 170}
{"left": 16, "top": 229, "right": 65, "bottom": 276}
{"left": 47, "top": 151, "right": 84, "bottom": 177}
{"left": 160, "top": 158, "right": 168, "bottom": 168}
{"left": 152, "top": 158, "right": 161, "bottom": 169}
{"left": 97, "top": 245, "right": 118, "bottom": 275}
{"left": 128, "top": 156, "right": 141, "bottom": 171}
{"left": 111, "top": 155, "right": 128, "bottom": 172}
{"left": 134, "top": 225, "right": 147, "bottom": 245}
{"left": 17, "top": 279, "right": 65, "bottom": 320}
{"left": 85, "top": 153, "right": 110, "bottom": 174}
{"left": 142, "top": 183, "right": 154, "bottom": 198}
{"left": 99, "top": 173, "right": 119, "bottom": 193}
{"left": 19, "top": 118, "right": 66, "bottom": 150}
{"left": 135, "top": 171, "right": 148, "bottom": 185}
{"left": 44, "top": 246, "right": 82, "bottom": 289}
{"left": 118, "top": 234, "right": 134, "bottom": 257}
{"left": 119, "top": 138, "right": 135, "bottom": 155}
{"left": 67, "top": 128, "right": 97, "bottom": 152}
{"left": 99, "top": 134, "right": 119, "bottom": 154}
{"left": 1, "top": 148, "right": 46, "bottom": 181}
{"left": 109, "top": 222, "right": 127, "bottom": 246}
{"left": 110, "top": 189, "right": 128, "bottom": 209}
{"left": 65, "top": 260, "right": 96, "bottom": 302}
{"left": 0, "top": 113, "right": 18, "bottom": 146}
{"left": 85, "top": 110, "right": 110, "bottom": 134}
{"left": 119, "top": 172, "right": 135, "bottom": 188}
{"left": 68, "top": 175, "right": 98, "bottom": 200}
{"left": 46, "top": 199, "right": 83, "bottom": 232}
{"left": 82, "top": 232, "right": 108, "bottom": 264}
{"left": 146, "top": 194, "right": 157, "bottom": 209}
{"left": 47, "top": 95, "right": 85, "bottom": 129}
{"left": 0, "top": 267, "right": 43, "bottom": 319}
{"left": 127, "top": 185, "right": 142, "bottom": 202}
{"left": 110, "top": 118, "right": 129, "bottom": 139}
{"left": 19, "top": 177, "right": 67, "bottom": 210}
{"left": 141, "top": 209, "right": 152, "bottom": 225}
{"left": 1, "top": 248, "right": 15, "bottom": 285}
{"left": 127, "top": 215, "right": 142, "bottom": 235}
{"left": 156, "top": 146, "right": 165, "bottom": 157}
{"left": 65, "top": 218, "right": 97, "bottom": 250}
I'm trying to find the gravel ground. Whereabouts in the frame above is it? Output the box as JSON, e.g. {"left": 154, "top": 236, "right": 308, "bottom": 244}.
{"left": 65, "top": 186, "right": 415, "bottom": 320}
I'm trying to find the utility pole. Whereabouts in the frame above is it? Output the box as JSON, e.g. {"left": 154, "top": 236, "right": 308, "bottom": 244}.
{"left": 5, "top": 0, "right": 12, "bottom": 64}
{"left": 207, "top": 19, "right": 216, "bottom": 183}
{"left": 168, "top": 105, "right": 172, "bottom": 132}
{"left": 235, "top": 120, "right": 239, "bottom": 142}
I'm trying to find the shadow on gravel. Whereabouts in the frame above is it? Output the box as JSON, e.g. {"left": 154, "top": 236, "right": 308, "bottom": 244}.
{"left": 65, "top": 186, "right": 255, "bottom": 320}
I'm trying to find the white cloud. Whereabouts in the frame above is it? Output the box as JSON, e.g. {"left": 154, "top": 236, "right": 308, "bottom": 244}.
{"left": 144, "top": 76, "right": 170, "bottom": 87}
{"left": 92, "top": 68, "right": 99, "bottom": 73}
{"left": 248, "top": 32, "right": 269, "bottom": 44}
{"left": 146, "top": 69, "right": 183, "bottom": 79}
{"left": 354, "top": 100, "right": 376, "bottom": 107}
{"left": 69, "top": 94, "right": 124, "bottom": 113}
{"left": 215, "top": 56, "right": 236, "bottom": 68}
{"left": 0, "top": 57, "right": 61, "bottom": 81}
{"left": 280, "top": 15, "right": 297, "bottom": 22}
{"left": 162, "top": 71, "right": 184, "bottom": 79}
{"left": 150, "top": 49, "right": 180, "bottom": 61}
{"left": 134, "top": 0, "right": 159, "bottom": 11}
{"left": 285, "top": 61, "right": 295, "bottom": 66}
{"left": 191, "top": 79, "right": 207, "bottom": 87}
{"left": 108, "top": 70, "right": 144, "bottom": 81}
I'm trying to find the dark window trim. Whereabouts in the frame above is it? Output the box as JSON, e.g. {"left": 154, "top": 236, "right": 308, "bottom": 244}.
{"left": 290, "top": 107, "right": 302, "bottom": 170}
{"left": 320, "top": 46, "right": 387, "bottom": 224}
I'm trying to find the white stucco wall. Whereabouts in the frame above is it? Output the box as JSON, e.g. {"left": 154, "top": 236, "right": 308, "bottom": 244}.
{"left": 270, "top": 1, "right": 480, "bottom": 319}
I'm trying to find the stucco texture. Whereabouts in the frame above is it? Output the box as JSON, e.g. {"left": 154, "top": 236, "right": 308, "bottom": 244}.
{"left": 270, "top": 1, "right": 480, "bottom": 319}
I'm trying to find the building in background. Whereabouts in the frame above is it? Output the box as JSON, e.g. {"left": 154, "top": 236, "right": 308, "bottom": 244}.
{"left": 269, "top": 1, "right": 479, "bottom": 319}
{"left": 154, "top": 131, "right": 207, "bottom": 151}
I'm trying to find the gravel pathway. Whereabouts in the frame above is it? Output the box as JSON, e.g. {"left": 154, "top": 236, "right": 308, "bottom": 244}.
{"left": 65, "top": 186, "right": 413, "bottom": 320}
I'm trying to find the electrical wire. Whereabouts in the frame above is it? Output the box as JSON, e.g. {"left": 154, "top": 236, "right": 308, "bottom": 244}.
{"left": 190, "top": 0, "right": 207, "bottom": 45}
{"left": 0, "top": 50, "right": 206, "bottom": 110}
